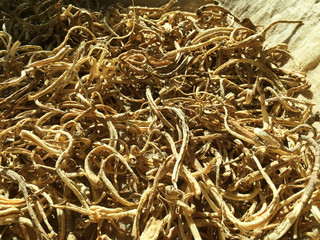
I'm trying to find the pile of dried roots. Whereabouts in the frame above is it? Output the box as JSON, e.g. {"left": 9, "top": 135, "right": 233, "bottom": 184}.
{"left": 0, "top": 0, "right": 319, "bottom": 239}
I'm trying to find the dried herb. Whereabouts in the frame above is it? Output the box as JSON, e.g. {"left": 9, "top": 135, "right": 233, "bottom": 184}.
{"left": 0, "top": 0, "right": 319, "bottom": 239}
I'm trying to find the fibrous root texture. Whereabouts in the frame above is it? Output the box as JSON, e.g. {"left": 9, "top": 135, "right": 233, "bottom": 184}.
{"left": 0, "top": 0, "right": 319, "bottom": 239}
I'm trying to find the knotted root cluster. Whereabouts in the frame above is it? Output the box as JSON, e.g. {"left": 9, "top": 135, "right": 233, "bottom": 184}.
{"left": 0, "top": 0, "right": 319, "bottom": 239}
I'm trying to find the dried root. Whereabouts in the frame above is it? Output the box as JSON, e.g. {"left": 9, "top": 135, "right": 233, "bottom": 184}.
{"left": 0, "top": 0, "right": 319, "bottom": 239}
